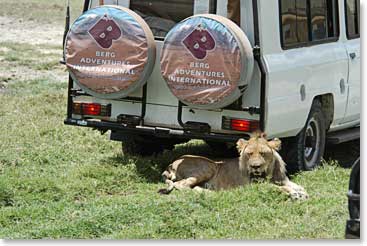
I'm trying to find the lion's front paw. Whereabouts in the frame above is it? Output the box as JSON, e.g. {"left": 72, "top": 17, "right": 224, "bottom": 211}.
{"left": 289, "top": 189, "right": 309, "bottom": 200}
{"left": 280, "top": 185, "right": 309, "bottom": 200}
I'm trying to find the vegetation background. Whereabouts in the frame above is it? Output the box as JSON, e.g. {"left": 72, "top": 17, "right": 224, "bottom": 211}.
{"left": 0, "top": 0, "right": 359, "bottom": 239}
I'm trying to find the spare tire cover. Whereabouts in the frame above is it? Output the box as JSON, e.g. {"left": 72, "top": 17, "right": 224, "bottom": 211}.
{"left": 160, "top": 14, "right": 254, "bottom": 109}
{"left": 65, "top": 6, "right": 156, "bottom": 99}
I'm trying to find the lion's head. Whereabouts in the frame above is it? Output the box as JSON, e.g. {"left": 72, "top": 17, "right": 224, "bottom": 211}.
{"left": 236, "top": 132, "right": 284, "bottom": 181}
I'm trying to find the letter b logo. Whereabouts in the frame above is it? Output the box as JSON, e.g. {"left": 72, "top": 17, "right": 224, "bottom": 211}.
{"left": 89, "top": 15, "right": 122, "bottom": 49}
{"left": 182, "top": 24, "right": 215, "bottom": 60}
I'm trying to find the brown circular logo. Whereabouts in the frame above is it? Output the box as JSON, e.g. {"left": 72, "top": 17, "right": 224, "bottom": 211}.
{"left": 65, "top": 6, "right": 155, "bottom": 99}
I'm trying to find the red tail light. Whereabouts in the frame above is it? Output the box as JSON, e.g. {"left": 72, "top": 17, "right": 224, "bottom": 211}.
{"left": 82, "top": 103, "right": 101, "bottom": 115}
{"left": 222, "top": 117, "right": 259, "bottom": 132}
{"left": 72, "top": 102, "right": 111, "bottom": 117}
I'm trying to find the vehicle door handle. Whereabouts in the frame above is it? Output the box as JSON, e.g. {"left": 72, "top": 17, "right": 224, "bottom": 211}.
{"left": 350, "top": 52, "right": 356, "bottom": 60}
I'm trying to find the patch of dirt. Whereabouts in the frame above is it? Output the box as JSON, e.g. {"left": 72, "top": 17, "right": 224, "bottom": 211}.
{"left": 0, "top": 16, "right": 68, "bottom": 86}
{"left": 0, "top": 16, "right": 63, "bottom": 46}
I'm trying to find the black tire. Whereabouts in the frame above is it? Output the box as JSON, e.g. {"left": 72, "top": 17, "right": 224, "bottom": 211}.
{"left": 285, "top": 100, "right": 326, "bottom": 172}
{"left": 121, "top": 135, "right": 175, "bottom": 157}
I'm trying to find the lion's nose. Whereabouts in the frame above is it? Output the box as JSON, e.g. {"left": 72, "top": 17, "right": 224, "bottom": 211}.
{"left": 252, "top": 166, "right": 261, "bottom": 171}
{"left": 251, "top": 162, "right": 262, "bottom": 169}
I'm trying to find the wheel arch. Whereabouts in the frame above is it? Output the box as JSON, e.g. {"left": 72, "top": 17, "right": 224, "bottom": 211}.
{"left": 313, "top": 94, "right": 334, "bottom": 132}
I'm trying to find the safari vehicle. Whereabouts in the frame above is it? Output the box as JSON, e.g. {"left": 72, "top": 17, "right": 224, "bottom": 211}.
{"left": 63, "top": 0, "right": 360, "bottom": 171}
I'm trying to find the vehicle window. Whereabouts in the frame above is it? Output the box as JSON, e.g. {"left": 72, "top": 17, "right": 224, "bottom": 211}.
{"left": 89, "top": 0, "right": 126, "bottom": 8}
{"left": 310, "top": 0, "right": 328, "bottom": 40}
{"left": 228, "top": 0, "right": 241, "bottom": 26}
{"left": 280, "top": 0, "right": 339, "bottom": 49}
{"left": 345, "top": 0, "right": 360, "bottom": 39}
{"left": 89, "top": 0, "right": 218, "bottom": 39}
{"left": 130, "top": 0, "right": 194, "bottom": 38}
{"left": 280, "top": 0, "right": 309, "bottom": 47}
{"left": 130, "top": 0, "right": 194, "bottom": 23}
{"left": 311, "top": 0, "right": 339, "bottom": 40}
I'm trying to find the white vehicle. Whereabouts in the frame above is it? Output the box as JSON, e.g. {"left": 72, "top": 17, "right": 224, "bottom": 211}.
{"left": 63, "top": 0, "right": 360, "bottom": 171}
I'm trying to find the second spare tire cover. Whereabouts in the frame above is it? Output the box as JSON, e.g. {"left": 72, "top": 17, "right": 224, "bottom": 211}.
{"left": 65, "top": 5, "right": 156, "bottom": 99}
{"left": 160, "top": 14, "right": 254, "bottom": 109}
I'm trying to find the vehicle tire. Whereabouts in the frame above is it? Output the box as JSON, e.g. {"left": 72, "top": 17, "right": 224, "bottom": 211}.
{"left": 121, "top": 136, "right": 174, "bottom": 156}
{"left": 285, "top": 100, "right": 326, "bottom": 172}
{"left": 160, "top": 14, "right": 254, "bottom": 110}
{"left": 65, "top": 5, "right": 156, "bottom": 100}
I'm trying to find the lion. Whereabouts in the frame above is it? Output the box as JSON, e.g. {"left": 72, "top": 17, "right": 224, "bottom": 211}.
{"left": 158, "top": 133, "right": 308, "bottom": 200}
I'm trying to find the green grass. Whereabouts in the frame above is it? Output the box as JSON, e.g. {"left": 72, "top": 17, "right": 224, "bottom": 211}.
{"left": 0, "top": 42, "right": 63, "bottom": 72}
{"left": 0, "top": 78, "right": 351, "bottom": 239}
{"left": 0, "top": 0, "right": 353, "bottom": 239}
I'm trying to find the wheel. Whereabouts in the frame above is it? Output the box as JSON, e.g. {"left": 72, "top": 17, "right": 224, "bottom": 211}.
{"left": 285, "top": 100, "right": 326, "bottom": 172}
{"left": 121, "top": 135, "right": 175, "bottom": 156}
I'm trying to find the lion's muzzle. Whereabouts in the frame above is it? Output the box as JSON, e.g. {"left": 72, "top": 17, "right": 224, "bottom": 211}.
{"left": 249, "top": 160, "right": 266, "bottom": 174}
{"left": 249, "top": 172, "right": 266, "bottom": 182}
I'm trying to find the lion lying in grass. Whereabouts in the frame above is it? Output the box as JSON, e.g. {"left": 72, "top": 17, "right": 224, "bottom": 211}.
{"left": 158, "top": 133, "right": 308, "bottom": 200}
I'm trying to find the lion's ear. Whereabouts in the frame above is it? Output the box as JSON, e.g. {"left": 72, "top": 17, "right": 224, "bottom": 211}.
{"left": 268, "top": 138, "right": 281, "bottom": 151}
{"left": 236, "top": 138, "right": 248, "bottom": 153}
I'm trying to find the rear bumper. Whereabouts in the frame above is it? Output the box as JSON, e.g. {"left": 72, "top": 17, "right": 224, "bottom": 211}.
{"left": 64, "top": 118, "right": 249, "bottom": 142}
